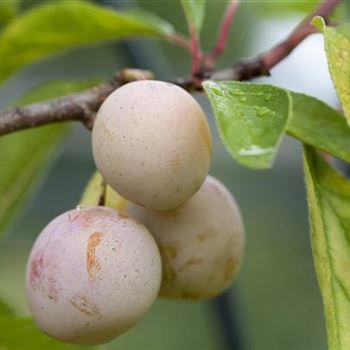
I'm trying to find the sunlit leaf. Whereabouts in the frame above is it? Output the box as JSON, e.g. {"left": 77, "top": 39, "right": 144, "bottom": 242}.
{"left": 288, "top": 92, "right": 350, "bottom": 163}
{"left": 203, "top": 80, "right": 292, "bottom": 169}
{"left": 304, "top": 145, "right": 350, "bottom": 350}
{"left": 254, "top": 0, "right": 347, "bottom": 18}
{"left": 255, "top": 0, "right": 315, "bottom": 13}
{"left": 313, "top": 16, "right": 350, "bottom": 126}
{"left": 204, "top": 80, "right": 350, "bottom": 169}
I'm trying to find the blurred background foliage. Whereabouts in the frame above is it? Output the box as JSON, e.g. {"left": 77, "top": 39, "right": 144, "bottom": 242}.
{"left": 0, "top": 0, "right": 348, "bottom": 349}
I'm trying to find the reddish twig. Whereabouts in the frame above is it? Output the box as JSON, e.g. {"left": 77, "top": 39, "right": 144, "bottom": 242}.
{"left": 205, "top": 0, "right": 240, "bottom": 70}
{"left": 165, "top": 33, "right": 192, "bottom": 51}
{"left": 189, "top": 24, "right": 203, "bottom": 79}
{"left": 216, "top": 0, "right": 341, "bottom": 81}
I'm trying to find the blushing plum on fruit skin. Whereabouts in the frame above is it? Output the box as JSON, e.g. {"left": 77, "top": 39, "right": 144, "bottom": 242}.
{"left": 26, "top": 207, "right": 162, "bottom": 345}
{"left": 128, "top": 175, "right": 245, "bottom": 300}
{"left": 92, "top": 80, "right": 212, "bottom": 211}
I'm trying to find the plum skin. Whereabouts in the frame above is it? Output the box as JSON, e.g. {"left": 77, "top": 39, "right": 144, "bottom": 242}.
{"left": 26, "top": 206, "right": 162, "bottom": 345}
{"left": 128, "top": 175, "right": 245, "bottom": 300}
{"left": 92, "top": 80, "right": 212, "bottom": 211}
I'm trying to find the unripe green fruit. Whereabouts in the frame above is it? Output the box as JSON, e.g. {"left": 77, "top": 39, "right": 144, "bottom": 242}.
{"left": 26, "top": 207, "right": 162, "bottom": 345}
{"left": 128, "top": 176, "right": 245, "bottom": 300}
{"left": 92, "top": 80, "right": 212, "bottom": 211}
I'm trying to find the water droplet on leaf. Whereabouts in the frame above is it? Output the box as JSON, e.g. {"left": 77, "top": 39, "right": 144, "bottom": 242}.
{"left": 265, "top": 93, "right": 272, "bottom": 101}
{"left": 256, "top": 107, "right": 270, "bottom": 117}
{"left": 229, "top": 90, "right": 243, "bottom": 97}
{"left": 239, "top": 145, "right": 275, "bottom": 156}
{"left": 211, "top": 87, "right": 224, "bottom": 97}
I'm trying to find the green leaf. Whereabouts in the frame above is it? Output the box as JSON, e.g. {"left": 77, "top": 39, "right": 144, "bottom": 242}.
{"left": 0, "top": 299, "right": 13, "bottom": 316}
{"left": 181, "top": 0, "right": 206, "bottom": 32}
{"left": 0, "top": 317, "right": 99, "bottom": 350}
{"left": 255, "top": 1, "right": 315, "bottom": 14}
{"left": 304, "top": 145, "right": 350, "bottom": 350}
{"left": 313, "top": 16, "right": 350, "bottom": 126}
{"left": 0, "top": 126, "right": 68, "bottom": 237}
{"left": 203, "top": 80, "right": 292, "bottom": 169}
{"left": 204, "top": 80, "right": 350, "bottom": 169}
{"left": 288, "top": 92, "right": 350, "bottom": 163}
{"left": 0, "top": 1, "right": 174, "bottom": 81}
{"left": 254, "top": 1, "right": 347, "bottom": 18}
{"left": 0, "top": 79, "right": 97, "bottom": 237}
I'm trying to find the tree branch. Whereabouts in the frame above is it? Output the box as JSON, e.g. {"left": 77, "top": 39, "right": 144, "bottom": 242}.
{"left": 0, "top": 83, "right": 117, "bottom": 136}
{"left": 0, "top": 0, "right": 341, "bottom": 137}
{"left": 0, "top": 69, "right": 154, "bottom": 136}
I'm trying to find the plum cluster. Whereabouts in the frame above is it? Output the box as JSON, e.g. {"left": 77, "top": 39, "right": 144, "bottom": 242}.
{"left": 26, "top": 81, "right": 245, "bottom": 345}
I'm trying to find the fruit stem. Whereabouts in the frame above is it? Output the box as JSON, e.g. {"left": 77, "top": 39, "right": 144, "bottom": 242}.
{"left": 98, "top": 180, "right": 107, "bottom": 206}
